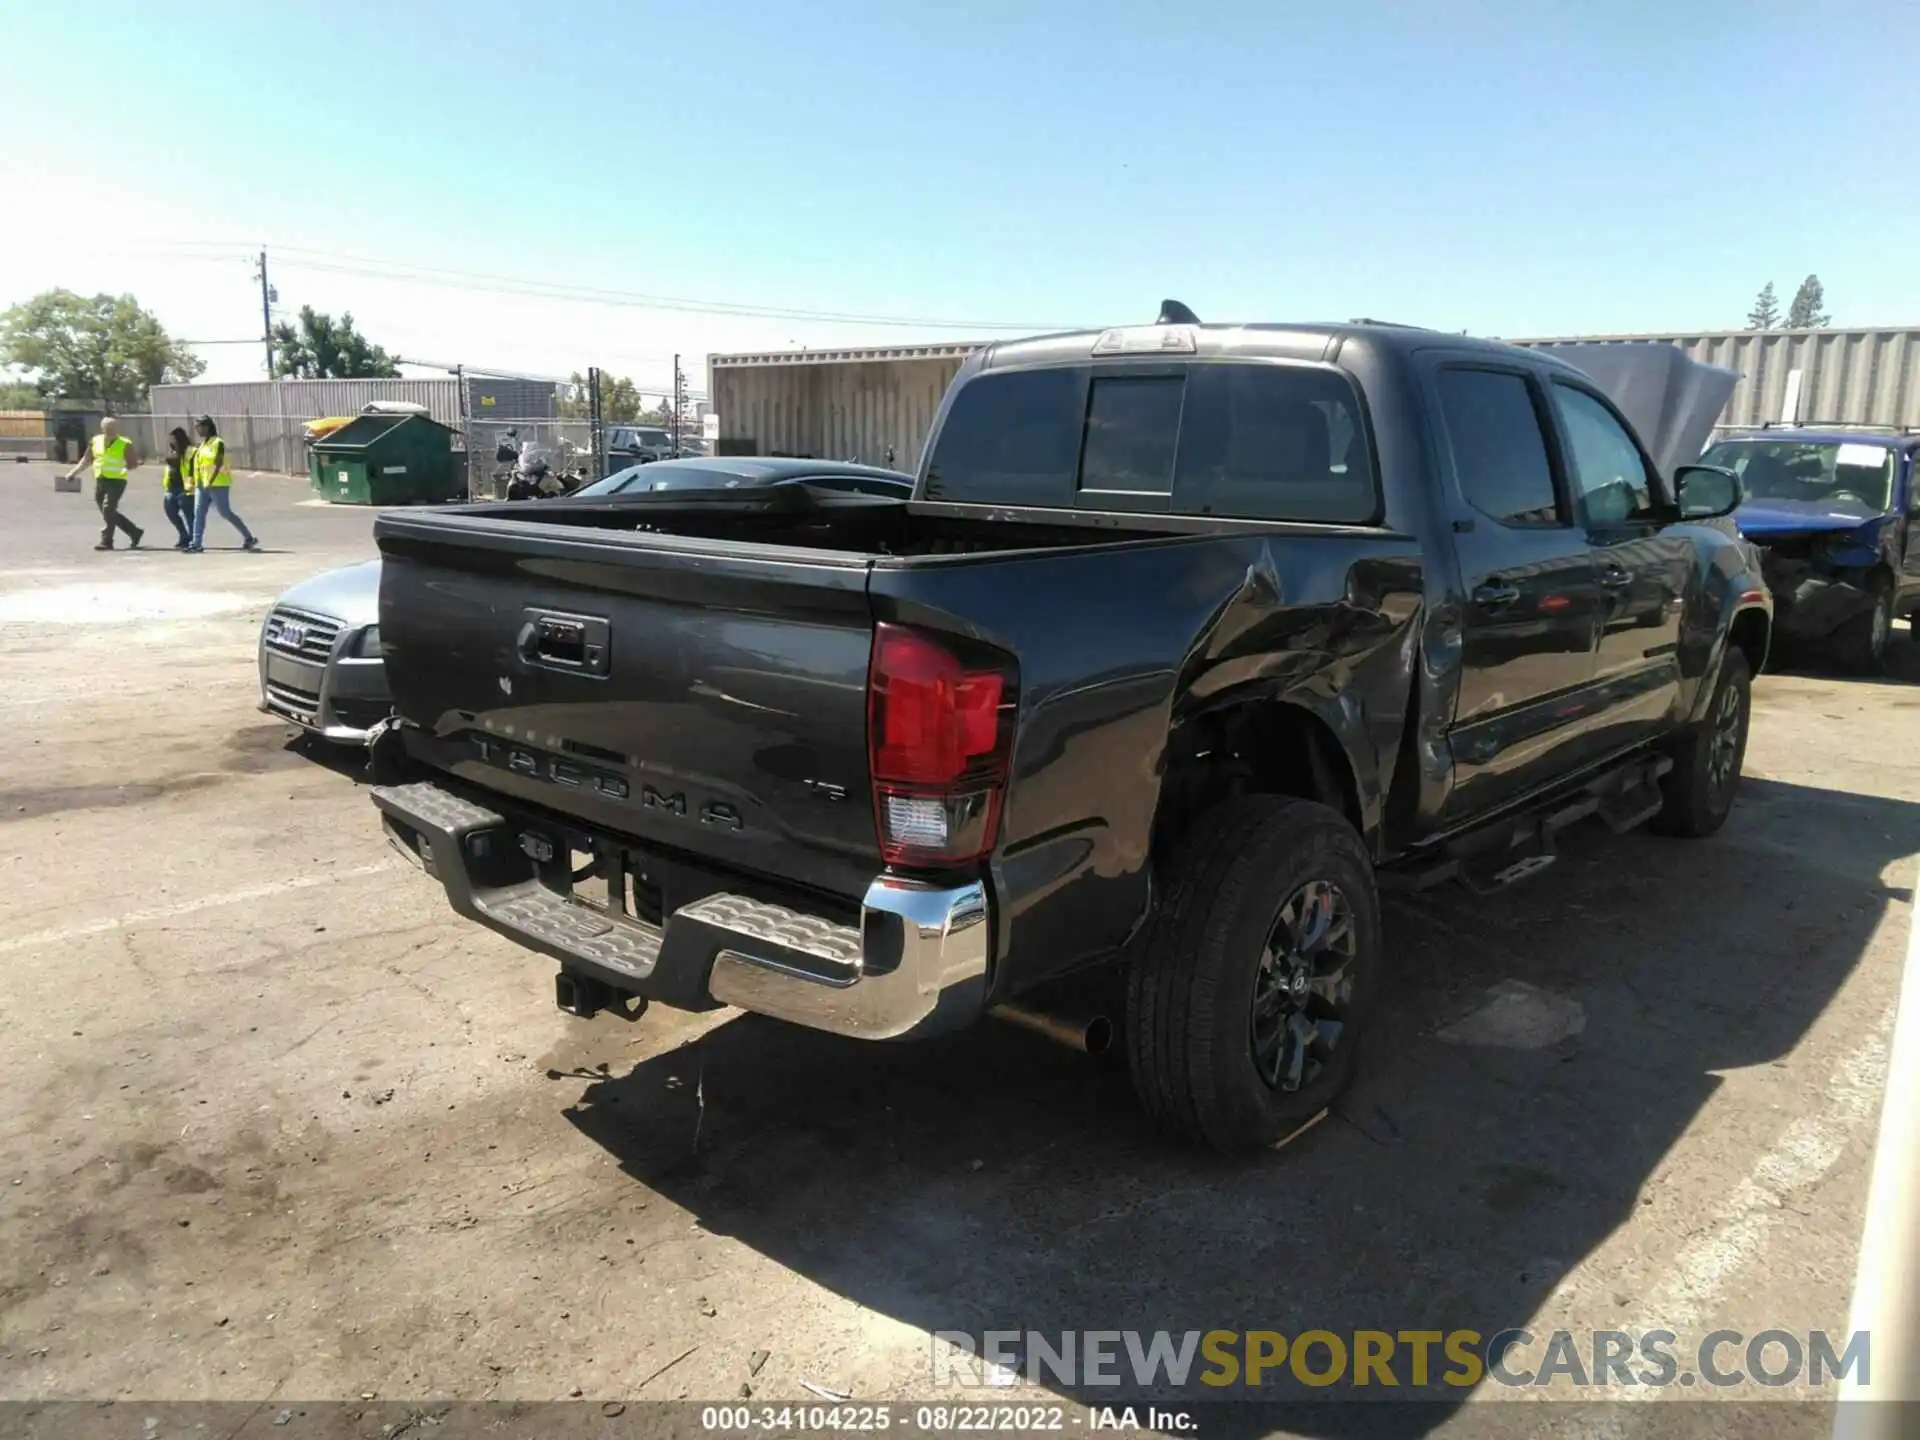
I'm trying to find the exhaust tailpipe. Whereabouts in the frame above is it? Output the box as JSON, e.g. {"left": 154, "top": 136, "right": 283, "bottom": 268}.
{"left": 990, "top": 1001, "right": 1113, "bottom": 1056}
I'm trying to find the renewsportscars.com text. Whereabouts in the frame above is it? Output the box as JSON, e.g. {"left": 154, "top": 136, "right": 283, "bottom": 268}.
{"left": 932, "top": 1328, "right": 1870, "bottom": 1391}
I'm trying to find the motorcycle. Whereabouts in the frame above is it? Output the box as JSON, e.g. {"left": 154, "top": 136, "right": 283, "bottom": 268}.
{"left": 496, "top": 434, "right": 593, "bottom": 501}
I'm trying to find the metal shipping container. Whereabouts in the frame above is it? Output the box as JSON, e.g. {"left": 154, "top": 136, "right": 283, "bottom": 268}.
{"left": 709, "top": 345, "right": 977, "bottom": 469}
{"left": 1514, "top": 327, "right": 1920, "bottom": 433}
{"left": 712, "top": 325, "right": 1920, "bottom": 481}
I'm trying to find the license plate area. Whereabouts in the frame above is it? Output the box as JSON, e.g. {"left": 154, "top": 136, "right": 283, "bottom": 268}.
{"left": 520, "top": 829, "right": 664, "bottom": 928}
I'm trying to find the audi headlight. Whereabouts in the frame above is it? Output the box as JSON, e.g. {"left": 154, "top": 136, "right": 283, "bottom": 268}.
{"left": 353, "top": 625, "right": 382, "bottom": 659}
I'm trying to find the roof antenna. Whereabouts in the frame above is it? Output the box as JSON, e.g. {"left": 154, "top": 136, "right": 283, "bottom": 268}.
{"left": 1156, "top": 299, "right": 1200, "bottom": 325}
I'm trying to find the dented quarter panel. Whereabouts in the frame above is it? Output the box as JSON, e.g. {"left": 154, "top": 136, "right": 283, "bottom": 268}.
{"left": 868, "top": 534, "right": 1425, "bottom": 993}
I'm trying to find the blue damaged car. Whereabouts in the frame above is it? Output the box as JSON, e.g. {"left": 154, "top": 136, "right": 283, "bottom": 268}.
{"left": 1698, "top": 428, "right": 1920, "bottom": 673}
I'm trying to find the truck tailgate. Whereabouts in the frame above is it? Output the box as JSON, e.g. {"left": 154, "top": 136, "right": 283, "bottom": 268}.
{"left": 376, "top": 513, "right": 880, "bottom": 899}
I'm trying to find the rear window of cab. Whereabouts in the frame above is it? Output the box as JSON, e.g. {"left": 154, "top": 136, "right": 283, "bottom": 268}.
{"left": 923, "top": 361, "right": 1378, "bottom": 523}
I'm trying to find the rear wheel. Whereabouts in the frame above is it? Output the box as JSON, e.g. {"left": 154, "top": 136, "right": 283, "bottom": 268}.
{"left": 1836, "top": 580, "right": 1894, "bottom": 675}
{"left": 1125, "top": 796, "right": 1380, "bottom": 1151}
{"left": 1652, "top": 647, "right": 1751, "bottom": 838}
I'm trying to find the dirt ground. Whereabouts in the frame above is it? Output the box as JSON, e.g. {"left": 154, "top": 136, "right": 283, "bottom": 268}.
{"left": 2, "top": 463, "right": 1917, "bottom": 1436}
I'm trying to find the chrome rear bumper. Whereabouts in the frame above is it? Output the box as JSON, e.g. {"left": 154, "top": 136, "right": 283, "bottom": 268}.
{"left": 370, "top": 779, "right": 990, "bottom": 1041}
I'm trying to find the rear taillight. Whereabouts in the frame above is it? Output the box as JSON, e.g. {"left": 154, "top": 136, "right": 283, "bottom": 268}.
{"left": 867, "top": 622, "right": 1017, "bottom": 869}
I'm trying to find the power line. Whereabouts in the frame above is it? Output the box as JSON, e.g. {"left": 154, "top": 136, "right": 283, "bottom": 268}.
{"left": 253, "top": 243, "right": 1069, "bottom": 332}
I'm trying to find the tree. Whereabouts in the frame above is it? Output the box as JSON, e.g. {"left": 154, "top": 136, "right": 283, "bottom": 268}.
{"left": 1786, "top": 275, "right": 1830, "bottom": 329}
{"left": 0, "top": 381, "right": 43, "bottom": 410}
{"left": 269, "top": 306, "right": 400, "bottom": 379}
{"left": 1745, "top": 282, "right": 1781, "bottom": 330}
{"left": 559, "top": 371, "right": 646, "bottom": 422}
{"left": 601, "top": 374, "right": 644, "bottom": 423}
{"left": 0, "top": 289, "right": 204, "bottom": 407}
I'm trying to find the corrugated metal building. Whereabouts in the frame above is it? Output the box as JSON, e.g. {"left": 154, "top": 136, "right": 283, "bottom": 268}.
{"left": 152, "top": 377, "right": 463, "bottom": 427}
{"left": 710, "top": 325, "right": 1920, "bottom": 470}
{"left": 144, "top": 375, "right": 558, "bottom": 474}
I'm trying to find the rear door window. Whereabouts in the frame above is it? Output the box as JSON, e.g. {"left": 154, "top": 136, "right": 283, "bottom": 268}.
{"left": 1434, "top": 368, "right": 1564, "bottom": 527}
{"left": 1174, "top": 363, "right": 1375, "bottom": 522}
{"left": 924, "top": 361, "right": 1377, "bottom": 521}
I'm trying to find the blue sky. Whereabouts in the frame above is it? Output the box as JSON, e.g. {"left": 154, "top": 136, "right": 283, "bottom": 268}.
{"left": 2, "top": 0, "right": 1915, "bottom": 389}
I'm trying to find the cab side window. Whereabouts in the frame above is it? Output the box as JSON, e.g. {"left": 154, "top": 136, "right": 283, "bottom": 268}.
{"left": 1552, "top": 383, "right": 1659, "bottom": 526}
{"left": 1435, "top": 368, "right": 1563, "bottom": 527}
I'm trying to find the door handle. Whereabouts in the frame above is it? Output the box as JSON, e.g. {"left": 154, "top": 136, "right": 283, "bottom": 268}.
{"left": 1472, "top": 581, "right": 1520, "bottom": 609}
{"left": 1599, "top": 565, "right": 1633, "bottom": 589}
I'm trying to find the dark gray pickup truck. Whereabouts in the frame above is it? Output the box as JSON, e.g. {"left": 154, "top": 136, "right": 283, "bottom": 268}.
{"left": 369, "top": 306, "right": 1772, "bottom": 1149}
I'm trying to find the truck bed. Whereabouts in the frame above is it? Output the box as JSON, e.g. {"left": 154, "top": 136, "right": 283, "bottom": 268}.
{"left": 376, "top": 491, "right": 1420, "bottom": 987}
{"left": 375, "top": 497, "right": 1203, "bottom": 900}
{"left": 435, "top": 492, "right": 1169, "bottom": 559}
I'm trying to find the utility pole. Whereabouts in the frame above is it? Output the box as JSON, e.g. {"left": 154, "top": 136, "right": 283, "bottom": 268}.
{"left": 255, "top": 249, "right": 277, "bottom": 377}
{"left": 587, "top": 367, "right": 605, "bottom": 480}
{"left": 670, "top": 354, "right": 683, "bottom": 456}
{"left": 455, "top": 363, "right": 470, "bottom": 497}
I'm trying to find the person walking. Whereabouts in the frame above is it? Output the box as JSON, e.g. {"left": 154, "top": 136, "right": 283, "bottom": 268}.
{"left": 160, "top": 427, "right": 197, "bottom": 549}
{"left": 63, "top": 417, "right": 146, "bottom": 551}
{"left": 187, "top": 417, "right": 259, "bottom": 553}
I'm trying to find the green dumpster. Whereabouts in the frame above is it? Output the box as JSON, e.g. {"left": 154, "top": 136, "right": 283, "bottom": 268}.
{"left": 308, "top": 413, "right": 461, "bottom": 505}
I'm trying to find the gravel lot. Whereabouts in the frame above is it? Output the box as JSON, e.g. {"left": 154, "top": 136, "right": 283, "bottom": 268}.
{"left": 2, "top": 463, "right": 1916, "bottom": 1436}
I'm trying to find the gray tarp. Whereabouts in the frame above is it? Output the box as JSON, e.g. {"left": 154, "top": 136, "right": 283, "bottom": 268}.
{"left": 1528, "top": 342, "right": 1738, "bottom": 478}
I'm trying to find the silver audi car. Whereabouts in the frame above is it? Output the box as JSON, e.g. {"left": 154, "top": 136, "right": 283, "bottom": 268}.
{"left": 257, "top": 559, "right": 391, "bottom": 743}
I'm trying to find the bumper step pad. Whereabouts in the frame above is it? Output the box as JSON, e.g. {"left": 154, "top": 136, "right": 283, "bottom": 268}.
{"left": 677, "top": 893, "right": 862, "bottom": 972}
{"left": 372, "top": 781, "right": 502, "bottom": 834}
{"left": 476, "top": 883, "right": 664, "bottom": 982}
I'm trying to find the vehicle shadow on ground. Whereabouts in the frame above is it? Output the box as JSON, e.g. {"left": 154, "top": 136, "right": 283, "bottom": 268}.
{"left": 1767, "top": 624, "right": 1920, "bottom": 686}
{"left": 559, "top": 777, "right": 1918, "bottom": 1438}
{"left": 289, "top": 734, "right": 375, "bottom": 784}
{"left": 227, "top": 721, "right": 373, "bottom": 784}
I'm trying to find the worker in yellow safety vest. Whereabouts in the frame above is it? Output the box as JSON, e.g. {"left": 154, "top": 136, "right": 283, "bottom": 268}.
{"left": 186, "top": 415, "right": 259, "bottom": 553}
{"left": 63, "top": 416, "right": 146, "bottom": 551}
{"left": 161, "top": 426, "right": 198, "bottom": 549}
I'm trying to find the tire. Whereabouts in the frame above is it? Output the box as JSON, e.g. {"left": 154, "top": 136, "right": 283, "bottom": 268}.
{"left": 1651, "top": 646, "right": 1751, "bottom": 839}
{"left": 1124, "top": 796, "right": 1381, "bottom": 1151}
{"left": 1835, "top": 581, "right": 1894, "bottom": 676}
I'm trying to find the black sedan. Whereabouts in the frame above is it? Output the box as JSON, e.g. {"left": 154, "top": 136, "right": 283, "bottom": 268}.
{"left": 573, "top": 456, "right": 915, "bottom": 500}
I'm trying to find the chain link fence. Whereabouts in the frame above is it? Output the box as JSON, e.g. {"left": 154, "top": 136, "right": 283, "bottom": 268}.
{"left": 459, "top": 416, "right": 597, "bottom": 499}
{"left": 11, "top": 368, "right": 708, "bottom": 498}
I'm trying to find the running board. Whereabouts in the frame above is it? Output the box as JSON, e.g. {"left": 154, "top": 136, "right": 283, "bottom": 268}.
{"left": 1383, "top": 752, "right": 1673, "bottom": 894}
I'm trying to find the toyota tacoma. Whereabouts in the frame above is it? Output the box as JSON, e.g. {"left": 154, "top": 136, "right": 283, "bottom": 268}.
{"left": 367, "top": 306, "right": 1771, "bottom": 1149}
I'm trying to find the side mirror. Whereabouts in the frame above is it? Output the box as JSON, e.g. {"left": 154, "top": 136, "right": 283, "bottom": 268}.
{"left": 1674, "top": 464, "right": 1744, "bottom": 521}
